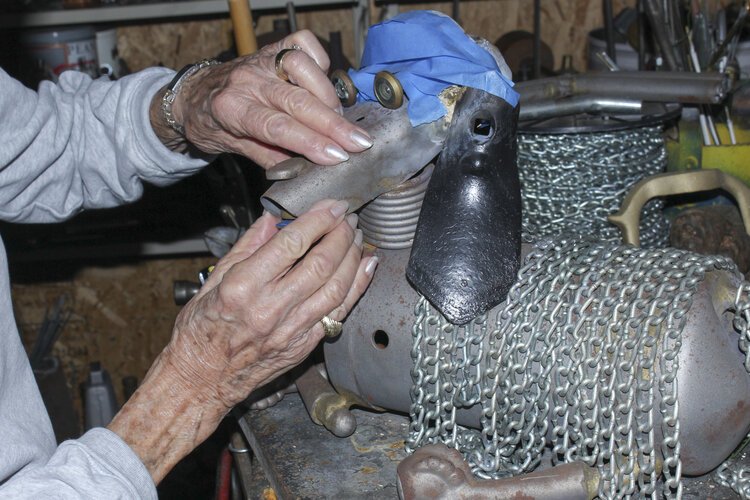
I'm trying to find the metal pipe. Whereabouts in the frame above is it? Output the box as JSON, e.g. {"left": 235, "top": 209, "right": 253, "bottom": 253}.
{"left": 533, "top": 0, "right": 541, "bottom": 79}
{"left": 709, "top": 0, "right": 750, "bottom": 68}
{"left": 637, "top": 0, "right": 646, "bottom": 69}
{"left": 603, "top": 0, "right": 617, "bottom": 63}
{"left": 520, "top": 96, "right": 642, "bottom": 121}
{"left": 517, "top": 71, "right": 729, "bottom": 104}
{"left": 285, "top": 1, "right": 297, "bottom": 33}
{"left": 643, "top": 0, "right": 683, "bottom": 70}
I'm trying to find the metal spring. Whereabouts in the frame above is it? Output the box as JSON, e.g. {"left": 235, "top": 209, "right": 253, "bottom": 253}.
{"left": 359, "top": 164, "right": 434, "bottom": 249}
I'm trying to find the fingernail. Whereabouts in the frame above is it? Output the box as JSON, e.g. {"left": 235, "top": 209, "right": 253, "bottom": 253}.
{"left": 329, "top": 200, "right": 349, "bottom": 218}
{"left": 350, "top": 130, "right": 373, "bottom": 149}
{"left": 325, "top": 144, "right": 349, "bottom": 162}
{"left": 354, "top": 229, "right": 363, "bottom": 247}
{"left": 365, "top": 255, "right": 379, "bottom": 276}
{"left": 346, "top": 213, "right": 358, "bottom": 229}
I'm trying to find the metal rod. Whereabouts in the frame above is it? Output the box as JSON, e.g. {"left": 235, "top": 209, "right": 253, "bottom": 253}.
{"left": 643, "top": 0, "right": 682, "bottom": 70}
{"left": 709, "top": 1, "right": 750, "bottom": 68}
{"left": 285, "top": 1, "right": 297, "bottom": 32}
{"left": 520, "top": 96, "right": 642, "bottom": 121}
{"left": 637, "top": 0, "right": 646, "bottom": 70}
{"left": 687, "top": 32, "right": 715, "bottom": 146}
{"left": 517, "top": 71, "right": 729, "bottom": 105}
{"left": 726, "top": 106, "right": 737, "bottom": 145}
{"left": 603, "top": 0, "right": 617, "bottom": 62}
{"left": 533, "top": 0, "right": 541, "bottom": 79}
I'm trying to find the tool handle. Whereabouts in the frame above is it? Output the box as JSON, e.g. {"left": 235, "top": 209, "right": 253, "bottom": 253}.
{"left": 228, "top": 0, "right": 258, "bottom": 56}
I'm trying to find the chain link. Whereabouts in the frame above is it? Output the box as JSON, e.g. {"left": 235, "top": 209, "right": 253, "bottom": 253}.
{"left": 407, "top": 237, "right": 749, "bottom": 498}
{"left": 518, "top": 128, "right": 669, "bottom": 248}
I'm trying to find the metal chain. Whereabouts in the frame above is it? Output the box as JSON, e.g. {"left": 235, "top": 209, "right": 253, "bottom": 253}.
{"left": 407, "top": 237, "right": 747, "bottom": 499}
{"left": 518, "top": 127, "right": 669, "bottom": 248}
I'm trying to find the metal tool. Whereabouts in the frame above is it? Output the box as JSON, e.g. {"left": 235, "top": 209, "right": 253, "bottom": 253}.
{"left": 295, "top": 364, "right": 358, "bottom": 437}
{"left": 228, "top": 0, "right": 258, "bottom": 56}
{"left": 397, "top": 444, "right": 599, "bottom": 500}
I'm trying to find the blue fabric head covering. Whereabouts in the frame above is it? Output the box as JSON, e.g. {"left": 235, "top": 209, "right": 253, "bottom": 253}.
{"left": 348, "top": 10, "right": 519, "bottom": 126}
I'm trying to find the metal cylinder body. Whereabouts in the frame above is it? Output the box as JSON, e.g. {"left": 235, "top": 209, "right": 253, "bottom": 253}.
{"left": 325, "top": 244, "right": 750, "bottom": 476}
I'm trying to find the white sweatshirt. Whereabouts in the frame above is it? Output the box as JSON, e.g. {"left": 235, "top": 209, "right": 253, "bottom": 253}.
{"left": 0, "top": 67, "right": 207, "bottom": 498}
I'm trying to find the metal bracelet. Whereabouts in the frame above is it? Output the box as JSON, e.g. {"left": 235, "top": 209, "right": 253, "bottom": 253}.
{"left": 161, "top": 59, "right": 220, "bottom": 136}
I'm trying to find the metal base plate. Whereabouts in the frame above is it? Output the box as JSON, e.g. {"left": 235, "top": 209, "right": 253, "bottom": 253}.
{"left": 237, "top": 393, "right": 407, "bottom": 499}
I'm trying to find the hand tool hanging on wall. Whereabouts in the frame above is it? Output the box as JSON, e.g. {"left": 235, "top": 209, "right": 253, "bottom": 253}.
{"left": 228, "top": 0, "right": 258, "bottom": 56}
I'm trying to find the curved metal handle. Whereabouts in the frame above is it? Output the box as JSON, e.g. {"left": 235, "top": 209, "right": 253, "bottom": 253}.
{"left": 608, "top": 169, "right": 750, "bottom": 246}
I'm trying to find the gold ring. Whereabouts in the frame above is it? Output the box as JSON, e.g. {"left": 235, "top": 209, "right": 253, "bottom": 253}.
{"left": 320, "top": 315, "right": 343, "bottom": 338}
{"left": 275, "top": 44, "right": 302, "bottom": 82}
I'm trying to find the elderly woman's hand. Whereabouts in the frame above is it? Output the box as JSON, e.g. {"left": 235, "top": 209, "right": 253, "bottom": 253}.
{"left": 108, "top": 199, "right": 377, "bottom": 482}
{"left": 154, "top": 30, "right": 372, "bottom": 168}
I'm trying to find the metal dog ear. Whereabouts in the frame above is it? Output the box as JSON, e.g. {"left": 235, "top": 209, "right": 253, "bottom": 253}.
{"left": 406, "top": 87, "right": 522, "bottom": 325}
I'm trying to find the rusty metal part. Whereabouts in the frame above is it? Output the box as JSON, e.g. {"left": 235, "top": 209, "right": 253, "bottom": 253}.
{"left": 374, "top": 71, "right": 404, "bottom": 109}
{"left": 494, "top": 30, "right": 554, "bottom": 80}
{"left": 397, "top": 444, "right": 599, "bottom": 500}
{"left": 331, "top": 69, "right": 357, "bottom": 107}
{"left": 296, "top": 364, "right": 358, "bottom": 437}
{"left": 359, "top": 164, "right": 433, "bottom": 250}
{"left": 407, "top": 87, "right": 521, "bottom": 324}
{"left": 261, "top": 100, "right": 448, "bottom": 217}
{"left": 609, "top": 169, "right": 750, "bottom": 246}
{"left": 671, "top": 205, "right": 750, "bottom": 274}
{"left": 517, "top": 71, "right": 729, "bottom": 105}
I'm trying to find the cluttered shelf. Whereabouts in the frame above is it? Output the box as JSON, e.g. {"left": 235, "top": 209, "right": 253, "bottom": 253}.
{"left": 0, "top": 0, "right": 357, "bottom": 28}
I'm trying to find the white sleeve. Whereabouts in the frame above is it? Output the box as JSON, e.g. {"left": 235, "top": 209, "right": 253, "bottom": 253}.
{"left": 0, "top": 428, "right": 156, "bottom": 499}
{"left": 0, "top": 67, "right": 210, "bottom": 223}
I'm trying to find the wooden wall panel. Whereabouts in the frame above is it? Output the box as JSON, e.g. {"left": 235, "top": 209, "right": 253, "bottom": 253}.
{"left": 13, "top": 256, "right": 213, "bottom": 418}
{"left": 118, "top": 0, "right": 635, "bottom": 74}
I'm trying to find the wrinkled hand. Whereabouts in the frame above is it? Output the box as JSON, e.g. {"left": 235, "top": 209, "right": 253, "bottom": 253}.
{"left": 165, "top": 198, "right": 376, "bottom": 408}
{"left": 109, "top": 199, "right": 377, "bottom": 482}
{"left": 165, "top": 31, "right": 373, "bottom": 167}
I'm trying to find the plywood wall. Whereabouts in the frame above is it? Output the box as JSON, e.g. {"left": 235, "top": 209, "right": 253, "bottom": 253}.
{"left": 13, "top": 256, "right": 213, "bottom": 418}
{"left": 118, "top": 0, "right": 634, "bottom": 74}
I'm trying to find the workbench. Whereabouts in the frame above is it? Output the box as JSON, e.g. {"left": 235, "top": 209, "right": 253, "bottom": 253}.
{"left": 238, "top": 393, "right": 744, "bottom": 499}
